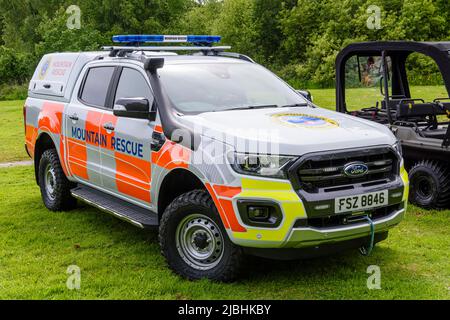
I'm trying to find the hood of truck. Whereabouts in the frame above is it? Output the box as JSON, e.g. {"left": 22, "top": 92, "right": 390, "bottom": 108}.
{"left": 180, "top": 106, "right": 396, "bottom": 155}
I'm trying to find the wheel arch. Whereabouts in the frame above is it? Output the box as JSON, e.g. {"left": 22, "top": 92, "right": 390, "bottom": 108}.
{"left": 33, "top": 132, "right": 58, "bottom": 184}
{"left": 157, "top": 168, "right": 207, "bottom": 220}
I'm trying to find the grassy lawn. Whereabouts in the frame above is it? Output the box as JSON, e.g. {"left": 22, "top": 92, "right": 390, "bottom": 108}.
{"left": 0, "top": 165, "right": 448, "bottom": 300}
{"left": 0, "top": 100, "right": 27, "bottom": 163}
{"left": 310, "top": 85, "right": 449, "bottom": 110}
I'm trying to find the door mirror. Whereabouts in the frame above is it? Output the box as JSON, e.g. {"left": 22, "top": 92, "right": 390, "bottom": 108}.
{"left": 113, "top": 98, "right": 156, "bottom": 121}
{"left": 296, "top": 90, "right": 313, "bottom": 102}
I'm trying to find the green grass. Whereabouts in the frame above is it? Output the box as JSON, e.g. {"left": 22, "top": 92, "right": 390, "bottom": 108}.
{"left": 310, "top": 85, "right": 449, "bottom": 110}
{"left": 0, "top": 100, "right": 27, "bottom": 163}
{"left": 0, "top": 166, "right": 448, "bottom": 300}
{"left": 0, "top": 86, "right": 448, "bottom": 163}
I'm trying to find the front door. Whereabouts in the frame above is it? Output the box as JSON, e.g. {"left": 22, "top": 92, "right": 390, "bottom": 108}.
{"left": 100, "top": 66, "right": 155, "bottom": 207}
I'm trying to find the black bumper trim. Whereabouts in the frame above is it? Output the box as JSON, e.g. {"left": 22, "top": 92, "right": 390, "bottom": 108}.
{"left": 243, "top": 232, "right": 389, "bottom": 260}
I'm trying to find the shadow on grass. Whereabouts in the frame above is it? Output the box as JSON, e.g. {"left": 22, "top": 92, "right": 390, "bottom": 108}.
{"left": 52, "top": 201, "right": 416, "bottom": 284}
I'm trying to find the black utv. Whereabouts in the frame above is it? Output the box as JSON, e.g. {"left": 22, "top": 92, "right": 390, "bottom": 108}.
{"left": 335, "top": 41, "right": 450, "bottom": 209}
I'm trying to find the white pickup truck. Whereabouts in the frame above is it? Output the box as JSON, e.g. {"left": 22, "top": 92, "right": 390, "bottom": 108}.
{"left": 24, "top": 35, "right": 409, "bottom": 281}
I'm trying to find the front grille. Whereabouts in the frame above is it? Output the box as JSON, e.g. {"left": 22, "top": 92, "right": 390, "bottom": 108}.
{"left": 292, "top": 148, "right": 399, "bottom": 193}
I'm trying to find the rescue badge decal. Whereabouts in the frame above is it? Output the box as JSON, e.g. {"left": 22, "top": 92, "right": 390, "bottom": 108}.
{"left": 272, "top": 113, "right": 339, "bottom": 128}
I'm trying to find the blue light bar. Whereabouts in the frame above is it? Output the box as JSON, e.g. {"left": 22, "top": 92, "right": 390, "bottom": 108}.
{"left": 112, "top": 35, "right": 222, "bottom": 44}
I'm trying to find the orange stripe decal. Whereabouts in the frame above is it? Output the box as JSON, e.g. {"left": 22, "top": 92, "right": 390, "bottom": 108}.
{"left": 85, "top": 111, "right": 103, "bottom": 146}
{"left": 67, "top": 138, "right": 88, "bottom": 180}
{"left": 115, "top": 152, "right": 151, "bottom": 203}
{"left": 205, "top": 183, "right": 246, "bottom": 232}
{"left": 206, "top": 183, "right": 230, "bottom": 229}
{"left": 152, "top": 141, "right": 191, "bottom": 170}
{"left": 59, "top": 135, "right": 70, "bottom": 176}
{"left": 39, "top": 102, "right": 64, "bottom": 134}
{"left": 213, "top": 185, "right": 242, "bottom": 198}
{"left": 154, "top": 125, "right": 163, "bottom": 133}
{"left": 218, "top": 199, "right": 246, "bottom": 233}
{"left": 100, "top": 113, "right": 118, "bottom": 150}
{"left": 25, "top": 125, "right": 38, "bottom": 157}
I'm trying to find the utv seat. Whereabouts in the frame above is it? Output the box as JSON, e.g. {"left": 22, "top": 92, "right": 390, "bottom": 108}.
{"left": 396, "top": 102, "right": 446, "bottom": 119}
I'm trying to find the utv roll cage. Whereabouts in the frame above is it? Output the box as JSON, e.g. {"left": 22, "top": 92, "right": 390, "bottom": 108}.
{"left": 335, "top": 41, "right": 450, "bottom": 149}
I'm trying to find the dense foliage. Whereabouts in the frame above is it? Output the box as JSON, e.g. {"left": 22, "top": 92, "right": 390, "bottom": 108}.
{"left": 0, "top": 0, "right": 449, "bottom": 98}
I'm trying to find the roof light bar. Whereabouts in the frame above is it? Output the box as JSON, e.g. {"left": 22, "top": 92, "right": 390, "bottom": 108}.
{"left": 112, "top": 35, "right": 222, "bottom": 44}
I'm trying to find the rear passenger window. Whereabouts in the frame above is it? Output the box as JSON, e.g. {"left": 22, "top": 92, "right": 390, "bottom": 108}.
{"left": 80, "top": 67, "right": 115, "bottom": 107}
{"left": 115, "top": 68, "right": 154, "bottom": 105}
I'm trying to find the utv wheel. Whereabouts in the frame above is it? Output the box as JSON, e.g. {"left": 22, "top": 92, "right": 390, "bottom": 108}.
{"left": 159, "top": 190, "right": 245, "bottom": 282}
{"left": 38, "top": 149, "right": 77, "bottom": 211}
{"left": 409, "top": 160, "right": 450, "bottom": 209}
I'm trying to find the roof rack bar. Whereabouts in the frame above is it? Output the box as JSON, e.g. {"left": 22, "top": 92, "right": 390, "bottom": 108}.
{"left": 103, "top": 46, "right": 232, "bottom": 57}
{"left": 213, "top": 51, "right": 255, "bottom": 63}
{"left": 103, "top": 46, "right": 231, "bottom": 52}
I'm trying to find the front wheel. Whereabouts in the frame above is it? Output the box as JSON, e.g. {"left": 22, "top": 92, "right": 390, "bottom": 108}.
{"left": 409, "top": 160, "right": 450, "bottom": 209}
{"left": 159, "top": 190, "right": 245, "bottom": 282}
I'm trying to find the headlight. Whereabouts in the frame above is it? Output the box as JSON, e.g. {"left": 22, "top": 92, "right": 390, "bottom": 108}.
{"left": 229, "top": 153, "right": 296, "bottom": 179}
{"left": 392, "top": 142, "right": 403, "bottom": 156}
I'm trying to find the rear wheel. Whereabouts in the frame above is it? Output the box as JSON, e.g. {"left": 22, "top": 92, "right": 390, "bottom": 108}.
{"left": 409, "top": 160, "right": 450, "bottom": 209}
{"left": 38, "top": 149, "right": 77, "bottom": 211}
{"left": 159, "top": 190, "right": 245, "bottom": 282}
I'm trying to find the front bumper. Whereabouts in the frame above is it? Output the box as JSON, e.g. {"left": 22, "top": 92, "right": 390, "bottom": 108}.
{"left": 228, "top": 165, "right": 409, "bottom": 249}
{"left": 283, "top": 205, "right": 405, "bottom": 248}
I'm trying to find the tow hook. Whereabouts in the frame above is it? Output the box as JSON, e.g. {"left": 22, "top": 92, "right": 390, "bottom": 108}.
{"left": 359, "top": 215, "right": 375, "bottom": 256}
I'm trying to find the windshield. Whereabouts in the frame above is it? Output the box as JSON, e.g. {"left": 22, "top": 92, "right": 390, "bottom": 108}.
{"left": 158, "top": 62, "right": 308, "bottom": 113}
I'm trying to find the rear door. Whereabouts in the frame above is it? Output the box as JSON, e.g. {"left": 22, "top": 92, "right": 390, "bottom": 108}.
{"left": 65, "top": 66, "right": 116, "bottom": 185}
{"left": 100, "top": 66, "right": 155, "bottom": 206}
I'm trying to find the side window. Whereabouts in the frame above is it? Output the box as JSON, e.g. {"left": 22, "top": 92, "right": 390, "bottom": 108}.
{"left": 80, "top": 67, "right": 115, "bottom": 107}
{"left": 115, "top": 68, "right": 154, "bottom": 106}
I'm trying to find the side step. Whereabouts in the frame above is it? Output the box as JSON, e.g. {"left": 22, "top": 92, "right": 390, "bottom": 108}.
{"left": 71, "top": 185, "right": 158, "bottom": 229}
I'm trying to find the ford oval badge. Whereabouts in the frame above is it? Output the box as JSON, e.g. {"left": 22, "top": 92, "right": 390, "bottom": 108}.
{"left": 343, "top": 162, "right": 369, "bottom": 177}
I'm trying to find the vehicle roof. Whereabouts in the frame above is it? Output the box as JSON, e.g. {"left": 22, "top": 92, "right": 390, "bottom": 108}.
{"left": 101, "top": 54, "right": 249, "bottom": 65}
{"left": 28, "top": 50, "right": 251, "bottom": 102}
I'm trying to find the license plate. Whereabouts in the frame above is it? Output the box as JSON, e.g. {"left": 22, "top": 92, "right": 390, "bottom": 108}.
{"left": 335, "top": 190, "right": 389, "bottom": 213}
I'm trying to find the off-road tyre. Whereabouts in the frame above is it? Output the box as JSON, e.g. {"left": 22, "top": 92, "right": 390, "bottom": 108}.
{"left": 159, "top": 190, "right": 245, "bottom": 282}
{"left": 38, "top": 149, "right": 77, "bottom": 211}
{"left": 409, "top": 160, "right": 450, "bottom": 209}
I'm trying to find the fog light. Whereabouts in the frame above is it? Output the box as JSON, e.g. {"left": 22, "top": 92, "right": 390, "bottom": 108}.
{"left": 237, "top": 201, "right": 283, "bottom": 228}
{"left": 248, "top": 206, "right": 270, "bottom": 221}
{"left": 391, "top": 192, "right": 403, "bottom": 198}
{"left": 315, "top": 204, "right": 330, "bottom": 210}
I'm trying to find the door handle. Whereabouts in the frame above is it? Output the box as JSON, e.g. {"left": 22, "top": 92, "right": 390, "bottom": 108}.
{"left": 69, "top": 114, "right": 79, "bottom": 121}
{"left": 103, "top": 123, "right": 115, "bottom": 132}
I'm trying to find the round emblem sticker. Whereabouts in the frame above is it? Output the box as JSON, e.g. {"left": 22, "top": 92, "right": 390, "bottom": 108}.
{"left": 273, "top": 113, "right": 339, "bottom": 128}
{"left": 39, "top": 58, "right": 52, "bottom": 80}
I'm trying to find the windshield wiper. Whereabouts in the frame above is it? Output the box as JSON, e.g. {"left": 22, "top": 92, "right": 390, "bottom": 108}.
{"left": 219, "top": 104, "right": 279, "bottom": 112}
{"left": 281, "top": 103, "right": 310, "bottom": 108}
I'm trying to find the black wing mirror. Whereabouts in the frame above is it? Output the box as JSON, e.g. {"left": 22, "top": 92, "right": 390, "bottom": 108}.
{"left": 296, "top": 90, "right": 313, "bottom": 102}
{"left": 113, "top": 98, "right": 157, "bottom": 121}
